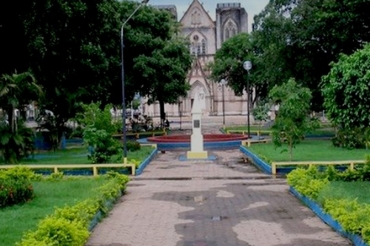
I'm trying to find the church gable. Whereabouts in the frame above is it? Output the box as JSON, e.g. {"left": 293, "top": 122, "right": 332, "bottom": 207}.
{"left": 187, "top": 30, "right": 208, "bottom": 56}
{"left": 180, "top": 0, "right": 215, "bottom": 28}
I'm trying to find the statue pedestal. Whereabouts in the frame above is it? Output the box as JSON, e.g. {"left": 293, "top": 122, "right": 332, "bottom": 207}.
{"left": 187, "top": 133, "right": 208, "bottom": 159}
{"left": 186, "top": 90, "right": 208, "bottom": 159}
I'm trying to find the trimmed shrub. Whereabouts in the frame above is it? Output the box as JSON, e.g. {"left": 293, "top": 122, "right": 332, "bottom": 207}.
{"left": 287, "top": 166, "right": 329, "bottom": 200}
{"left": 0, "top": 166, "right": 42, "bottom": 181}
{"left": 0, "top": 167, "right": 38, "bottom": 208}
{"left": 324, "top": 199, "right": 370, "bottom": 241}
{"left": 289, "top": 163, "right": 370, "bottom": 244}
{"left": 17, "top": 217, "right": 89, "bottom": 246}
{"left": 16, "top": 172, "right": 130, "bottom": 245}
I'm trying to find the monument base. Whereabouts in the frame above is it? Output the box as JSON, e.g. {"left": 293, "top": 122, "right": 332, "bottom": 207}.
{"left": 186, "top": 151, "right": 208, "bottom": 159}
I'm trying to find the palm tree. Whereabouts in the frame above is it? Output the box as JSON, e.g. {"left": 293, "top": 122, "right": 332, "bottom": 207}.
{"left": 0, "top": 71, "right": 43, "bottom": 132}
{"left": 0, "top": 71, "right": 43, "bottom": 163}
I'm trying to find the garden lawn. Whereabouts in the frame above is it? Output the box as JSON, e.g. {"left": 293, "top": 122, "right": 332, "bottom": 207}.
{"left": 0, "top": 177, "right": 106, "bottom": 246}
{"left": 248, "top": 139, "right": 370, "bottom": 162}
{"left": 19, "top": 146, "right": 154, "bottom": 165}
{"left": 317, "top": 181, "right": 370, "bottom": 205}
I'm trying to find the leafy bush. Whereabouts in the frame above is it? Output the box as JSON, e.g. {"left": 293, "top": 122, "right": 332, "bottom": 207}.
{"left": 128, "top": 159, "right": 141, "bottom": 168}
{"left": 0, "top": 167, "right": 38, "bottom": 207}
{"left": 83, "top": 127, "right": 121, "bottom": 163}
{"left": 0, "top": 166, "right": 42, "bottom": 181}
{"left": 17, "top": 217, "right": 89, "bottom": 246}
{"left": 76, "top": 103, "right": 116, "bottom": 134}
{"left": 126, "top": 140, "right": 141, "bottom": 152}
{"left": 324, "top": 199, "right": 370, "bottom": 241}
{"left": 287, "top": 166, "right": 329, "bottom": 200}
{"left": 332, "top": 127, "right": 370, "bottom": 149}
{"left": 289, "top": 162, "right": 370, "bottom": 244}
{"left": 17, "top": 172, "right": 130, "bottom": 245}
{"left": 333, "top": 156, "right": 370, "bottom": 181}
{"left": 0, "top": 123, "right": 36, "bottom": 164}
{"left": 362, "top": 225, "right": 370, "bottom": 244}
{"left": 322, "top": 44, "right": 370, "bottom": 134}
{"left": 68, "top": 126, "right": 84, "bottom": 139}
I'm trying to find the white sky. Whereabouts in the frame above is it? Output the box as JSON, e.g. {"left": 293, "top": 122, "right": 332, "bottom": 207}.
{"left": 147, "top": 0, "right": 269, "bottom": 32}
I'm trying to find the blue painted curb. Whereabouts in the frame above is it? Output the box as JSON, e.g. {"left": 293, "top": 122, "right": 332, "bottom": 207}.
{"left": 89, "top": 190, "right": 122, "bottom": 231}
{"left": 239, "top": 146, "right": 272, "bottom": 174}
{"left": 154, "top": 140, "right": 244, "bottom": 151}
{"left": 290, "top": 187, "right": 369, "bottom": 246}
{"left": 135, "top": 147, "right": 158, "bottom": 175}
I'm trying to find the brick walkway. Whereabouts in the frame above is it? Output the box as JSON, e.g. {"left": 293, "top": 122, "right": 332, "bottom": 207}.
{"left": 86, "top": 148, "right": 352, "bottom": 246}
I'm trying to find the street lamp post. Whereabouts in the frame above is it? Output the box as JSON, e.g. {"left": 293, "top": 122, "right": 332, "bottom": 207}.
{"left": 220, "top": 79, "right": 228, "bottom": 128}
{"left": 243, "top": 60, "right": 252, "bottom": 138}
{"left": 178, "top": 99, "right": 182, "bottom": 130}
{"left": 121, "top": 0, "right": 149, "bottom": 164}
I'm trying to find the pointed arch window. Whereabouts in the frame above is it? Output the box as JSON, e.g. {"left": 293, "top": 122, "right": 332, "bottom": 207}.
{"left": 197, "top": 43, "right": 201, "bottom": 54}
{"left": 224, "top": 20, "right": 237, "bottom": 41}
{"left": 201, "top": 39, "right": 206, "bottom": 54}
{"left": 225, "top": 29, "right": 230, "bottom": 40}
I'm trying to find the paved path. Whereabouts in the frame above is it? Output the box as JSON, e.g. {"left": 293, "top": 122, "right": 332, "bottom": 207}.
{"left": 86, "top": 147, "right": 352, "bottom": 246}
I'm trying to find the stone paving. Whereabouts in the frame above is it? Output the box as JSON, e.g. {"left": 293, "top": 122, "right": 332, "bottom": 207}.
{"left": 86, "top": 148, "right": 352, "bottom": 246}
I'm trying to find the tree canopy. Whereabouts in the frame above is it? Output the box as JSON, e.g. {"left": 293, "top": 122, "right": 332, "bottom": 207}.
{"left": 209, "top": 33, "right": 267, "bottom": 104}
{"left": 322, "top": 44, "right": 370, "bottom": 130}
{"left": 0, "top": 0, "right": 192, "bottom": 133}
{"left": 120, "top": 5, "right": 193, "bottom": 122}
{"left": 269, "top": 78, "right": 318, "bottom": 160}
{"left": 250, "top": 0, "right": 370, "bottom": 110}
{"left": 210, "top": 33, "right": 253, "bottom": 95}
{"left": 23, "top": 0, "right": 122, "bottom": 130}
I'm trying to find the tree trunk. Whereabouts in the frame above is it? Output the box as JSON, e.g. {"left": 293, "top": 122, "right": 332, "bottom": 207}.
{"left": 159, "top": 100, "right": 165, "bottom": 128}
{"left": 9, "top": 107, "right": 16, "bottom": 133}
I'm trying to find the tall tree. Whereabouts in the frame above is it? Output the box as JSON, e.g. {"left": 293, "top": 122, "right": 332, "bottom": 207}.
{"left": 209, "top": 33, "right": 265, "bottom": 104}
{"left": 322, "top": 44, "right": 370, "bottom": 130}
{"left": 252, "top": 0, "right": 370, "bottom": 111}
{"left": 24, "top": 0, "right": 122, "bottom": 137}
{"left": 117, "top": 4, "right": 192, "bottom": 124}
{"left": 0, "top": 72, "right": 42, "bottom": 132}
{"left": 0, "top": 71, "right": 42, "bottom": 163}
{"left": 0, "top": 1, "right": 32, "bottom": 76}
{"left": 269, "top": 78, "right": 318, "bottom": 161}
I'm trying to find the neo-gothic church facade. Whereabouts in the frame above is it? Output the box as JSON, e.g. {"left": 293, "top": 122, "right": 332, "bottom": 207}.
{"left": 145, "top": 0, "right": 249, "bottom": 118}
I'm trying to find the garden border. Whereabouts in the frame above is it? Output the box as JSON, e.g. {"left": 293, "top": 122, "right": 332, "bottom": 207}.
{"left": 136, "top": 147, "right": 158, "bottom": 175}
{"left": 290, "top": 187, "right": 368, "bottom": 246}
{"left": 239, "top": 145, "right": 272, "bottom": 174}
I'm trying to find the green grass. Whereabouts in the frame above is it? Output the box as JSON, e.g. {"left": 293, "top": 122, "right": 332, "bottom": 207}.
{"left": 0, "top": 177, "right": 106, "bottom": 246}
{"left": 248, "top": 140, "right": 370, "bottom": 162}
{"left": 317, "top": 181, "right": 370, "bottom": 205}
{"left": 19, "top": 146, "right": 154, "bottom": 165}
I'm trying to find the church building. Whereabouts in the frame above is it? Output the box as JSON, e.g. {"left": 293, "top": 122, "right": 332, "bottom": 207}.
{"left": 145, "top": 0, "right": 249, "bottom": 118}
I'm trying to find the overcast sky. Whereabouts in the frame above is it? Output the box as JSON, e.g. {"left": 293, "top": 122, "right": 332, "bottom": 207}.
{"left": 147, "top": 0, "right": 269, "bottom": 32}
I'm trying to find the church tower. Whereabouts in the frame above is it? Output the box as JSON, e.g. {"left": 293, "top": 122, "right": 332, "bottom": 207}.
{"left": 146, "top": 1, "right": 249, "bottom": 119}
{"left": 216, "top": 3, "right": 248, "bottom": 49}
{"left": 179, "top": 0, "right": 216, "bottom": 115}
